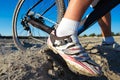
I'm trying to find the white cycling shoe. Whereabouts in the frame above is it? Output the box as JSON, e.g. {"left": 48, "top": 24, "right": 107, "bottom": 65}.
{"left": 47, "top": 30, "right": 102, "bottom": 76}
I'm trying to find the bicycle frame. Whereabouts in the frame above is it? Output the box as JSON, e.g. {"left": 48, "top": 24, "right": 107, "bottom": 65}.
{"left": 28, "top": 0, "right": 120, "bottom": 35}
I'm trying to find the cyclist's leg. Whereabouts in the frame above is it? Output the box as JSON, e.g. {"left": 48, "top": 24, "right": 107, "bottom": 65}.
{"left": 91, "top": 0, "right": 114, "bottom": 44}
{"left": 56, "top": 0, "right": 93, "bottom": 37}
{"left": 47, "top": 0, "right": 101, "bottom": 76}
{"left": 55, "top": 0, "right": 93, "bottom": 54}
{"left": 98, "top": 13, "right": 120, "bottom": 51}
{"left": 98, "top": 12, "right": 114, "bottom": 43}
{"left": 63, "top": 0, "right": 92, "bottom": 21}
{"left": 98, "top": 13, "right": 111, "bottom": 38}
{"left": 92, "top": 0, "right": 120, "bottom": 51}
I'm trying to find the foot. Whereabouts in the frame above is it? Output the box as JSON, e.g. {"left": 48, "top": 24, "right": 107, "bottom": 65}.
{"left": 101, "top": 41, "right": 120, "bottom": 51}
{"left": 47, "top": 30, "right": 102, "bottom": 76}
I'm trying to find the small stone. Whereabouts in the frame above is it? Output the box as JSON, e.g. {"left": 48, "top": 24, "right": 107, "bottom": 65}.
{"left": 85, "top": 44, "right": 94, "bottom": 50}
{"left": 54, "top": 67, "right": 59, "bottom": 71}
{"left": 48, "top": 69, "right": 56, "bottom": 77}
{"left": 91, "top": 49, "right": 98, "bottom": 53}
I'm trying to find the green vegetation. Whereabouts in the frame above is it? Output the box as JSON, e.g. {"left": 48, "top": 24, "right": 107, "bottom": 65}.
{"left": 82, "top": 32, "right": 120, "bottom": 37}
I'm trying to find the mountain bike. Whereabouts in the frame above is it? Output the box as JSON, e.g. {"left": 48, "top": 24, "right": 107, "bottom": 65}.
{"left": 12, "top": 0, "right": 120, "bottom": 51}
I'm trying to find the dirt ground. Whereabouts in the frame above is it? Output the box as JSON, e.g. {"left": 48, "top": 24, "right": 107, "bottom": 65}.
{"left": 0, "top": 36, "right": 120, "bottom": 80}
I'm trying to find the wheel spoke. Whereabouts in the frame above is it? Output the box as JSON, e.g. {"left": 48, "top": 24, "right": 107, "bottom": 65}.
{"left": 12, "top": 0, "right": 65, "bottom": 50}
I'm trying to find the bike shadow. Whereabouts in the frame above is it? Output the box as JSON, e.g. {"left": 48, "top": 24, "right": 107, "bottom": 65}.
{"left": 89, "top": 45, "right": 120, "bottom": 80}
{"left": 97, "top": 46, "right": 120, "bottom": 73}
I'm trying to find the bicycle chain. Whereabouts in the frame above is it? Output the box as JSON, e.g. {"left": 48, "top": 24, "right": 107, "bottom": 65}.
{"left": 36, "top": 13, "right": 58, "bottom": 26}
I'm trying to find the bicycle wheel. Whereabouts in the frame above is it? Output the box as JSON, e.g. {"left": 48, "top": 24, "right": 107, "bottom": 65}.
{"left": 12, "top": 0, "right": 65, "bottom": 50}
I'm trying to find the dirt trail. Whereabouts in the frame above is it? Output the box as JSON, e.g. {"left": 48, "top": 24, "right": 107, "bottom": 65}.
{"left": 0, "top": 36, "right": 120, "bottom": 80}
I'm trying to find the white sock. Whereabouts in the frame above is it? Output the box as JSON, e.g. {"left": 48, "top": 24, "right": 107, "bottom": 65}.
{"left": 70, "top": 34, "right": 79, "bottom": 43}
{"left": 102, "top": 36, "right": 115, "bottom": 44}
{"left": 56, "top": 18, "right": 79, "bottom": 37}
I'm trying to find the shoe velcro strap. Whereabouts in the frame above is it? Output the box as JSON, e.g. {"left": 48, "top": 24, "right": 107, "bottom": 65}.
{"left": 50, "top": 32, "right": 72, "bottom": 46}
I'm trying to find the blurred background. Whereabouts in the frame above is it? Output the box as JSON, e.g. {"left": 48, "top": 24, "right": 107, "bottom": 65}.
{"left": 0, "top": 0, "right": 120, "bottom": 36}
